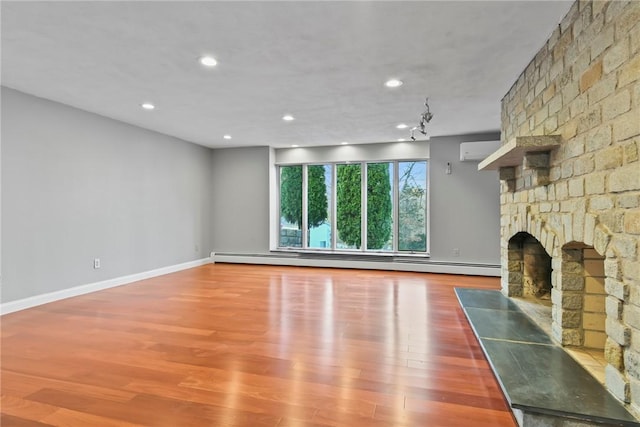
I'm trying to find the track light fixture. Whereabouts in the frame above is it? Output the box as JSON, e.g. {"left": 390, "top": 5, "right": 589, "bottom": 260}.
{"left": 410, "top": 97, "right": 434, "bottom": 141}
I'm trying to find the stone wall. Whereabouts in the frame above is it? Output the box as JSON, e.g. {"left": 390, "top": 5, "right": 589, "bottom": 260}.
{"left": 498, "top": 0, "right": 640, "bottom": 412}
{"left": 280, "top": 228, "right": 302, "bottom": 247}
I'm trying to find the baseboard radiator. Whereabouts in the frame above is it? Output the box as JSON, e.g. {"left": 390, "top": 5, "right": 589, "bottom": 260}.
{"left": 212, "top": 252, "right": 500, "bottom": 277}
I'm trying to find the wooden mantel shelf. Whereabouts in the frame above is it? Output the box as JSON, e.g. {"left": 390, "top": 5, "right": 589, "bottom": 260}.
{"left": 478, "top": 135, "right": 561, "bottom": 171}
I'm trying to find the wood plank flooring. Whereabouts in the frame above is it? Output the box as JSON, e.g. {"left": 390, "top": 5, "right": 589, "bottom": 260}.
{"left": 1, "top": 264, "right": 517, "bottom": 426}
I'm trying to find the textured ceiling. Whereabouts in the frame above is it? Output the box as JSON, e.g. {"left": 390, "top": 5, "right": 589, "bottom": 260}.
{"left": 1, "top": 1, "right": 573, "bottom": 148}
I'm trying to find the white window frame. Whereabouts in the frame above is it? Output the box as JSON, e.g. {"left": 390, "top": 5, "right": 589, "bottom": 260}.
{"left": 277, "top": 159, "right": 429, "bottom": 255}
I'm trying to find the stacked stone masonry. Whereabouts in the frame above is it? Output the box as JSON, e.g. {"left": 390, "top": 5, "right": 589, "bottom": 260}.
{"left": 498, "top": 0, "right": 640, "bottom": 414}
{"left": 280, "top": 228, "right": 302, "bottom": 247}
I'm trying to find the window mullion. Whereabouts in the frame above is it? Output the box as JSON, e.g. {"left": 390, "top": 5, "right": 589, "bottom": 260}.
{"left": 362, "top": 162, "right": 367, "bottom": 252}
{"left": 277, "top": 166, "right": 282, "bottom": 247}
{"left": 393, "top": 161, "right": 399, "bottom": 253}
{"left": 425, "top": 162, "right": 430, "bottom": 254}
{"left": 332, "top": 164, "right": 337, "bottom": 250}
{"left": 302, "top": 164, "right": 308, "bottom": 248}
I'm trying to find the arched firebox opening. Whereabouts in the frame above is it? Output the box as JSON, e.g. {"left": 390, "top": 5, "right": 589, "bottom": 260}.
{"left": 557, "top": 242, "right": 607, "bottom": 384}
{"left": 560, "top": 242, "right": 606, "bottom": 351}
{"left": 507, "top": 232, "right": 552, "bottom": 300}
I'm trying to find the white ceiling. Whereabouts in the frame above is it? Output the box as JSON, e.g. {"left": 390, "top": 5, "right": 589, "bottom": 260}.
{"left": 1, "top": 1, "right": 573, "bottom": 149}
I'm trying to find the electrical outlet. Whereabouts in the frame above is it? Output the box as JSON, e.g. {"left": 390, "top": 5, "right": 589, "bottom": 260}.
{"left": 94, "top": 258, "right": 101, "bottom": 269}
{"left": 452, "top": 248, "right": 460, "bottom": 257}
{"left": 195, "top": 244, "right": 199, "bottom": 252}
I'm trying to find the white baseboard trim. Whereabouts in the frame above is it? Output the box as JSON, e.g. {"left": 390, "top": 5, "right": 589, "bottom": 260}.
{"left": 1, "top": 257, "right": 211, "bottom": 315}
{"left": 212, "top": 254, "right": 500, "bottom": 277}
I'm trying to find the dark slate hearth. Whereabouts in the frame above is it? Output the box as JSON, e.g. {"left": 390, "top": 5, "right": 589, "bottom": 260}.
{"left": 455, "top": 288, "right": 521, "bottom": 311}
{"left": 465, "top": 307, "right": 553, "bottom": 344}
{"left": 455, "top": 288, "right": 640, "bottom": 427}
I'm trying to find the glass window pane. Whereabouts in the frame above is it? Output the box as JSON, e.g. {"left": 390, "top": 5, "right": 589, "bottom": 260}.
{"left": 398, "top": 161, "right": 427, "bottom": 252}
{"left": 336, "top": 163, "right": 361, "bottom": 249}
{"left": 367, "top": 162, "right": 393, "bottom": 251}
{"left": 307, "top": 164, "right": 332, "bottom": 249}
{"left": 279, "top": 165, "right": 302, "bottom": 248}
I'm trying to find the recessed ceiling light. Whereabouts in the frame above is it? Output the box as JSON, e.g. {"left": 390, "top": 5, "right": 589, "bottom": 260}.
{"left": 291, "top": 144, "right": 299, "bottom": 147}
{"left": 141, "top": 103, "right": 155, "bottom": 110}
{"left": 341, "top": 141, "right": 349, "bottom": 145}
{"left": 282, "top": 115, "right": 295, "bottom": 121}
{"left": 396, "top": 123, "right": 408, "bottom": 129}
{"left": 397, "top": 138, "right": 406, "bottom": 142}
{"left": 199, "top": 55, "right": 218, "bottom": 67}
{"left": 223, "top": 135, "right": 232, "bottom": 140}
{"left": 385, "top": 79, "right": 403, "bottom": 88}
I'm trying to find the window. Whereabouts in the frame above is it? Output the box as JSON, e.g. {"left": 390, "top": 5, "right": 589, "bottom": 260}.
{"left": 398, "top": 161, "right": 427, "bottom": 252}
{"left": 307, "top": 164, "right": 332, "bottom": 249}
{"left": 278, "top": 159, "right": 428, "bottom": 254}
{"left": 279, "top": 165, "right": 302, "bottom": 247}
{"left": 366, "top": 162, "right": 393, "bottom": 251}
{"left": 336, "top": 163, "right": 361, "bottom": 249}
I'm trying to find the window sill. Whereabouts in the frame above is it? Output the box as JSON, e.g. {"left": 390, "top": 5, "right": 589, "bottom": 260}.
{"left": 272, "top": 248, "right": 430, "bottom": 259}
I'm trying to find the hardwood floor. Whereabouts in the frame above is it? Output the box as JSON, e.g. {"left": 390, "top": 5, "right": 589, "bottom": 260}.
{"left": 1, "top": 264, "right": 516, "bottom": 426}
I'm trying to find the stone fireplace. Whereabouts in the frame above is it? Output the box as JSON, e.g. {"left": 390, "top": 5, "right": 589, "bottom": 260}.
{"left": 479, "top": 0, "right": 640, "bottom": 415}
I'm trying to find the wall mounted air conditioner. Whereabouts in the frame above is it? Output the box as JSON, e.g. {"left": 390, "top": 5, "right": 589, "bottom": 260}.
{"left": 459, "top": 140, "right": 501, "bottom": 162}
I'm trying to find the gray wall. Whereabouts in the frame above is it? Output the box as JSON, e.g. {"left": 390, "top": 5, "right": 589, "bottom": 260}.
{"left": 428, "top": 133, "right": 501, "bottom": 264}
{"left": 210, "top": 146, "right": 271, "bottom": 254}
{"left": 1, "top": 87, "right": 500, "bottom": 305}
{"left": 212, "top": 135, "right": 501, "bottom": 265}
{"left": 1, "top": 87, "right": 213, "bottom": 303}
